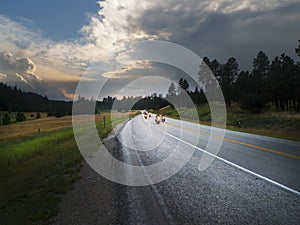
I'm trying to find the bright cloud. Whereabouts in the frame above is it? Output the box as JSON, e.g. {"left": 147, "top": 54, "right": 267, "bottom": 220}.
{"left": 0, "top": 73, "right": 7, "bottom": 80}
{"left": 0, "top": 52, "right": 36, "bottom": 74}
{"left": 0, "top": 51, "right": 66, "bottom": 99}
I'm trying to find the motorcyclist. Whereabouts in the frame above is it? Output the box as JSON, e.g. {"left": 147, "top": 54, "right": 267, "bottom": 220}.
{"left": 161, "top": 114, "right": 165, "bottom": 123}
{"left": 155, "top": 113, "right": 166, "bottom": 124}
{"left": 155, "top": 114, "right": 161, "bottom": 124}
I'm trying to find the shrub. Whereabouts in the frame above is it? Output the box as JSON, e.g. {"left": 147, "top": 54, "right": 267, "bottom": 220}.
{"left": 2, "top": 113, "right": 11, "bottom": 125}
{"left": 240, "top": 94, "right": 267, "bottom": 113}
{"left": 36, "top": 112, "right": 41, "bottom": 119}
{"left": 16, "top": 112, "right": 26, "bottom": 122}
{"left": 54, "top": 111, "right": 65, "bottom": 118}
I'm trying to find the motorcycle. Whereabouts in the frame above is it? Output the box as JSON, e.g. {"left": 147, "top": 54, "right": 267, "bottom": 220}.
{"left": 155, "top": 114, "right": 165, "bottom": 124}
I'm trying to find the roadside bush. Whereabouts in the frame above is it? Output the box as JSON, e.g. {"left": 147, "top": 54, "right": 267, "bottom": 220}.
{"left": 36, "top": 112, "right": 41, "bottom": 119}
{"left": 16, "top": 112, "right": 26, "bottom": 122}
{"left": 240, "top": 94, "right": 267, "bottom": 113}
{"left": 2, "top": 113, "right": 11, "bottom": 125}
{"left": 54, "top": 110, "right": 65, "bottom": 118}
{"left": 47, "top": 111, "right": 53, "bottom": 117}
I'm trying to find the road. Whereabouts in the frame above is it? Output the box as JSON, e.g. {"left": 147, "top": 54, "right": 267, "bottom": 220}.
{"left": 113, "top": 115, "right": 300, "bottom": 224}
{"left": 55, "top": 114, "right": 300, "bottom": 225}
{"left": 159, "top": 116, "right": 300, "bottom": 192}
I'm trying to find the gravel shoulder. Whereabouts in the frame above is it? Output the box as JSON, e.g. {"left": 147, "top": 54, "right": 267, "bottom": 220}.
{"left": 53, "top": 122, "right": 130, "bottom": 225}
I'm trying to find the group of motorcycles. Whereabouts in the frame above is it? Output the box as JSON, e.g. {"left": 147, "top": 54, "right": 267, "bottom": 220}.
{"left": 142, "top": 110, "right": 166, "bottom": 124}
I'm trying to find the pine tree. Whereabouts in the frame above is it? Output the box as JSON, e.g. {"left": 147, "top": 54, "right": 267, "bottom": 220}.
{"left": 221, "top": 57, "right": 239, "bottom": 107}
{"left": 178, "top": 78, "right": 189, "bottom": 93}
{"left": 252, "top": 51, "right": 270, "bottom": 95}
{"left": 167, "top": 82, "right": 176, "bottom": 96}
{"left": 295, "top": 40, "right": 300, "bottom": 58}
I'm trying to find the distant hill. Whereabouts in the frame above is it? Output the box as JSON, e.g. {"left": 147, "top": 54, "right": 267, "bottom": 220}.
{"left": 0, "top": 82, "right": 72, "bottom": 115}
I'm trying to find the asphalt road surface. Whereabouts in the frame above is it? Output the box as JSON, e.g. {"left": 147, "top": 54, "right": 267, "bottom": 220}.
{"left": 55, "top": 115, "right": 300, "bottom": 225}
{"left": 158, "top": 116, "right": 300, "bottom": 192}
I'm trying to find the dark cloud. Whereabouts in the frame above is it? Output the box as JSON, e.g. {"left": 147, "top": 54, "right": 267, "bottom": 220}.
{"left": 137, "top": 1, "right": 300, "bottom": 70}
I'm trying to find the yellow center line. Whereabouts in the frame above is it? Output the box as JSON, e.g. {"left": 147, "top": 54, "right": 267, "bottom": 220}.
{"left": 165, "top": 122, "right": 300, "bottom": 160}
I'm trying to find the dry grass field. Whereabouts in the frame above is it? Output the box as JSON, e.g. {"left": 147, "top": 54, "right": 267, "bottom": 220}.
{"left": 0, "top": 116, "right": 72, "bottom": 142}
{"left": 0, "top": 112, "right": 135, "bottom": 143}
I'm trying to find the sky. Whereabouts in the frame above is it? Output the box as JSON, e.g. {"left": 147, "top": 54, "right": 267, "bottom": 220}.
{"left": 0, "top": 0, "right": 299, "bottom": 100}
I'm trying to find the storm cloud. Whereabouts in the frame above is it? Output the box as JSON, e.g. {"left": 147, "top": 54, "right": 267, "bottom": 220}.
{"left": 135, "top": 0, "right": 300, "bottom": 69}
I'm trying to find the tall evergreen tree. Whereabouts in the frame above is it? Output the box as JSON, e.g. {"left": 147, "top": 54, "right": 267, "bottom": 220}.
{"left": 236, "top": 70, "right": 267, "bottom": 112}
{"left": 220, "top": 57, "right": 239, "bottom": 107}
{"left": 252, "top": 51, "right": 270, "bottom": 95}
{"left": 210, "top": 59, "right": 222, "bottom": 84}
{"left": 234, "top": 70, "right": 252, "bottom": 99}
{"left": 178, "top": 78, "right": 189, "bottom": 92}
{"left": 280, "top": 54, "right": 299, "bottom": 111}
{"left": 199, "top": 57, "right": 220, "bottom": 96}
{"left": 178, "top": 78, "right": 184, "bottom": 94}
{"left": 268, "top": 54, "right": 299, "bottom": 111}
{"left": 167, "top": 82, "right": 176, "bottom": 96}
{"left": 176, "top": 78, "right": 190, "bottom": 106}
{"left": 268, "top": 56, "right": 282, "bottom": 111}
{"left": 295, "top": 40, "right": 300, "bottom": 58}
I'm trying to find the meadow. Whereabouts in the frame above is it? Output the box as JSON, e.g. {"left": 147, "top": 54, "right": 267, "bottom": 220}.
{"left": 0, "top": 112, "right": 135, "bottom": 225}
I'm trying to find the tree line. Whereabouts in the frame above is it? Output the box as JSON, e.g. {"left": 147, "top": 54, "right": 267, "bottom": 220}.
{"left": 1, "top": 41, "right": 299, "bottom": 120}
{"left": 166, "top": 41, "right": 300, "bottom": 112}
{"left": 0, "top": 82, "right": 72, "bottom": 117}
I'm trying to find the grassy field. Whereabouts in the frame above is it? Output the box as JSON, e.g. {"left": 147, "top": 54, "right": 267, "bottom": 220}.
{"left": 0, "top": 111, "right": 47, "bottom": 125}
{"left": 160, "top": 104, "right": 300, "bottom": 142}
{"left": 0, "top": 112, "right": 135, "bottom": 225}
{"left": 0, "top": 115, "right": 72, "bottom": 143}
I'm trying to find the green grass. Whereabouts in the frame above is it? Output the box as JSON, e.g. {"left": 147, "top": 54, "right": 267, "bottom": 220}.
{"left": 0, "top": 128, "right": 74, "bottom": 165}
{"left": 0, "top": 127, "right": 80, "bottom": 225}
{"left": 0, "top": 113, "right": 134, "bottom": 225}
{"left": 160, "top": 104, "right": 300, "bottom": 142}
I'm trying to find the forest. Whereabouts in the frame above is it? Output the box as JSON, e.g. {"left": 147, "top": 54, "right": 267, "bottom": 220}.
{"left": 0, "top": 83, "right": 72, "bottom": 116}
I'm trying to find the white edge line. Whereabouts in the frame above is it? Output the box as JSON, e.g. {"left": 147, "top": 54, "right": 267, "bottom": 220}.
{"left": 151, "top": 123, "right": 300, "bottom": 197}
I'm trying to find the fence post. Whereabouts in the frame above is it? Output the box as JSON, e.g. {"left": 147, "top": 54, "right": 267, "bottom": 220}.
{"left": 103, "top": 115, "right": 106, "bottom": 128}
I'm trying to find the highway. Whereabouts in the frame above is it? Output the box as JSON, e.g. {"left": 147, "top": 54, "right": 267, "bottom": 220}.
{"left": 160, "top": 117, "right": 300, "bottom": 192}
{"left": 110, "top": 114, "right": 300, "bottom": 224}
